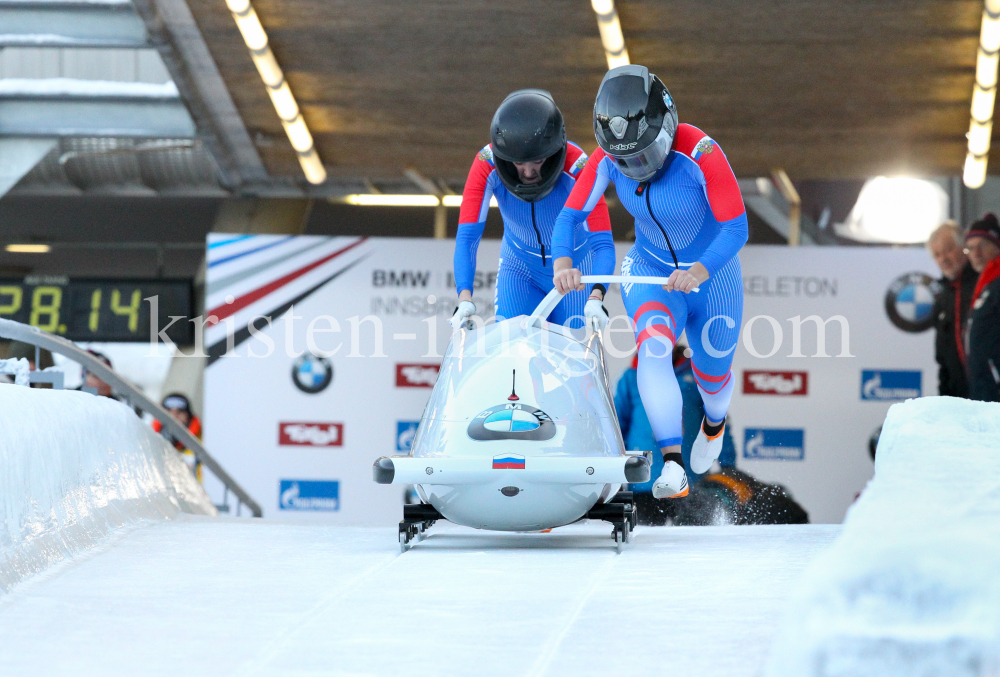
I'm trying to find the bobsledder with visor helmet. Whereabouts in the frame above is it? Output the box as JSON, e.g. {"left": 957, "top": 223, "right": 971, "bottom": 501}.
{"left": 593, "top": 64, "right": 678, "bottom": 182}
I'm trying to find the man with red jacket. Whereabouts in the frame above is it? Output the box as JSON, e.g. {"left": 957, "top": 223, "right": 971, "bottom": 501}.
{"left": 964, "top": 214, "right": 1000, "bottom": 402}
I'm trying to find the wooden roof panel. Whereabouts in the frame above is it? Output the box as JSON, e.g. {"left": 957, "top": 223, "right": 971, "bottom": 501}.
{"left": 182, "top": 0, "right": 988, "bottom": 181}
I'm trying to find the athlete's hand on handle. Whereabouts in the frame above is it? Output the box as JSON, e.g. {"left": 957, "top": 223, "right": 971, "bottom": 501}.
{"left": 450, "top": 299, "right": 476, "bottom": 330}
{"left": 664, "top": 262, "right": 709, "bottom": 294}
{"left": 553, "top": 256, "right": 584, "bottom": 294}
{"left": 585, "top": 298, "right": 610, "bottom": 331}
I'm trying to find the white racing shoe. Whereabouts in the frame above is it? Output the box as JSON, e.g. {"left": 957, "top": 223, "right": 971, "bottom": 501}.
{"left": 651, "top": 460, "right": 689, "bottom": 499}
{"left": 689, "top": 419, "right": 726, "bottom": 475}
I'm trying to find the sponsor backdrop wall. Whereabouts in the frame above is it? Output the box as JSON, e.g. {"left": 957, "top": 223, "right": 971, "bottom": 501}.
{"left": 203, "top": 235, "right": 937, "bottom": 524}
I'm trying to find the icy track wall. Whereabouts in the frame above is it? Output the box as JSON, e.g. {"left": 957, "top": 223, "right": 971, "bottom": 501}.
{"left": 765, "top": 396, "right": 1000, "bottom": 677}
{"left": 0, "top": 386, "right": 216, "bottom": 593}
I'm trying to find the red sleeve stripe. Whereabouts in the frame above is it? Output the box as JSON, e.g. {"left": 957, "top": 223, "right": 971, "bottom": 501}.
{"left": 458, "top": 153, "right": 495, "bottom": 225}
{"left": 565, "top": 148, "right": 608, "bottom": 212}
{"left": 673, "top": 124, "right": 745, "bottom": 223}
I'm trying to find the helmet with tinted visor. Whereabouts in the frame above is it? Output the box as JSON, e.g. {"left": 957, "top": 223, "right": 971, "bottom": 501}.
{"left": 593, "top": 65, "right": 678, "bottom": 182}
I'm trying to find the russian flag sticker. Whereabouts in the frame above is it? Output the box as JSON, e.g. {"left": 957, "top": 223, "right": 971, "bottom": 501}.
{"left": 493, "top": 454, "right": 526, "bottom": 469}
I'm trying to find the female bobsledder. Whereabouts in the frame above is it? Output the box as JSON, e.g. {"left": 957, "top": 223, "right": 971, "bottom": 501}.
{"left": 451, "top": 89, "right": 615, "bottom": 330}
{"left": 552, "top": 65, "right": 748, "bottom": 499}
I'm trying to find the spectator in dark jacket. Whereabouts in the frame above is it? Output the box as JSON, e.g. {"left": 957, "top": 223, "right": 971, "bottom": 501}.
{"left": 964, "top": 213, "right": 1000, "bottom": 402}
{"left": 927, "top": 221, "right": 978, "bottom": 397}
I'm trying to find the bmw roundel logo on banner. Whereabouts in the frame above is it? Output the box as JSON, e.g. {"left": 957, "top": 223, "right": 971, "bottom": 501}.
{"left": 467, "top": 403, "right": 556, "bottom": 441}
{"left": 291, "top": 353, "right": 333, "bottom": 394}
{"left": 884, "top": 272, "right": 940, "bottom": 333}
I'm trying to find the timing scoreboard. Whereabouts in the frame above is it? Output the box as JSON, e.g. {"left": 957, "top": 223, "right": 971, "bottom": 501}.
{"left": 0, "top": 277, "right": 193, "bottom": 343}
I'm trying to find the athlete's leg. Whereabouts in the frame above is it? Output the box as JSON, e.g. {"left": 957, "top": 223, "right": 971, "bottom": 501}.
{"left": 621, "top": 249, "right": 691, "bottom": 497}
{"left": 685, "top": 257, "right": 744, "bottom": 473}
{"left": 494, "top": 244, "right": 546, "bottom": 322}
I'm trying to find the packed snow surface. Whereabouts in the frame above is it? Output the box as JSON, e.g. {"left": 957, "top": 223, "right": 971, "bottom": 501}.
{"left": 0, "top": 519, "right": 838, "bottom": 676}
{"left": 766, "top": 396, "right": 1000, "bottom": 677}
{"left": 0, "top": 386, "right": 214, "bottom": 593}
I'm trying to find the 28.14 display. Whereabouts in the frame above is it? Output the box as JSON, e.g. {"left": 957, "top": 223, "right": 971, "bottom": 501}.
{"left": 0, "top": 278, "right": 193, "bottom": 343}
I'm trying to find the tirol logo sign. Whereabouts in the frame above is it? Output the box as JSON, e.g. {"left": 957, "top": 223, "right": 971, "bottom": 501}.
{"left": 884, "top": 272, "right": 939, "bottom": 333}
{"left": 744, "top": 429, "right": 805, "bottom": 460}
{"left": 396, "top": 363, "right": 440, "bottom": 387}
{"left": 279, "top": 422, "right": 343, "bottom": 446}
{"left": 743, "top": 371, "right": 808, "bottom": 395}
{"left": 278, "top": 480, "right": 340, "bottom": 511}
{"left": 861, "top": 370, "right": 922, "bottom": 400}
{"left": 396, "top": 421, "right": 419, "bottom": 452}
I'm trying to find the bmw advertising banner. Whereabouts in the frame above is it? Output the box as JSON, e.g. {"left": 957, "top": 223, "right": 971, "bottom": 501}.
{"left": 203, "top": 235, "right": 936, "bottom": 524}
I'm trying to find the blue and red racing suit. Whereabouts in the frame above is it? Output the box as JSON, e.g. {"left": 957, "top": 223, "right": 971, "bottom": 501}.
{"left": 552, "top": 123, "right": 748, "bottom": 451}
{"left": 454, "top": 142, "right": 614, "bottom": 328}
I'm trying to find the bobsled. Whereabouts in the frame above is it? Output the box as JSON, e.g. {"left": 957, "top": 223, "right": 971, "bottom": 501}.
{"left": 373, "top": 276, "right": 676, "bottom": 552}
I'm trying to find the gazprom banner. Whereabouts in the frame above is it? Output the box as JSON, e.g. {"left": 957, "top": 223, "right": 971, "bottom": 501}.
{"left": 202, "top": 236, "right": 936, "bottom": 524}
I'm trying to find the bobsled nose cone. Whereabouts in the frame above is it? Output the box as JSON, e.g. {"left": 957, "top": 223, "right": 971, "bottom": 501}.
{"left": 373, "top": 457, "right": 395, "bottom": 484}
{"left": 624, "top": 456, "right": 651, "bottom": 483}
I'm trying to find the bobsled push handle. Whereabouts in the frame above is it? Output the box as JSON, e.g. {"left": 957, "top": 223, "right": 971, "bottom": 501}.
{"left": 527, "top": 274, "right": 699, "bottom": 328}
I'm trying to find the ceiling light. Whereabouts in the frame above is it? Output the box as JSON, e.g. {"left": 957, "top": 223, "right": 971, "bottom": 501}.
{"left": 224, "top": 0, "right": 326, "bottom": 184}
{"left": 964, "top": 0, "right": 1000, "bottom": 188}
{"left": 282, "top": 115, "right": 314, "bottom": 153}
{"left": 267, "top": 81, "right": 299, "bottom": 122}
{"left": 250, "top": 49, "right": 283, "bottom": 88}
{"left": 965, "top": 153, "right": 988, "bottom": 189}
{"left": 969, "top": 119, "right": 993, "bottom": 156}
{"left": 232, "top": 6, "right": 267, "bottom": 51}
{"left": 298, "top": 149, "right": 327, "bottom": 186}
{"left": 345, "top": 195, "right": 441, "bottom": 207}
{"left": 591, "top": 0, "right": 629, "bottom": 69}
{"left": 440, "top": 195, "right": 499, "bottom": 208}
{"left": 5, "top": 244, "right": 50, "bottom": 253}
{"left": 834, "top": 177, "right": 949, "bottom": 243}
{"left": 972, "top": 85, "right": 996, "bottom": 122}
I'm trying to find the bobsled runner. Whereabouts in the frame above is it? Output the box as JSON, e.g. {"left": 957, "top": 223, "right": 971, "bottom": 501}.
{"left": 374, "top": 276, "right": 680, "bottom": 552}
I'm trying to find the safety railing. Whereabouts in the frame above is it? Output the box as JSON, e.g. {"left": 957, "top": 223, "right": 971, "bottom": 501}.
{"left": 0, "top": 317, "right": 262, "bottom": 517}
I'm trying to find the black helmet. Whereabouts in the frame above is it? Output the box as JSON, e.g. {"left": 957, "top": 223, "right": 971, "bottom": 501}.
{"left": 593, "top": 65, "right": 678, "bottom": 182}
{"left": 490, "top": 89, "right": 567, "bottom": 202}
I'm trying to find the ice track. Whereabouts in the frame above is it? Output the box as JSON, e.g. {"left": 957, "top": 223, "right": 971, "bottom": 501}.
{"left": 0, "top": 518, "right": 838, "bottom": 677}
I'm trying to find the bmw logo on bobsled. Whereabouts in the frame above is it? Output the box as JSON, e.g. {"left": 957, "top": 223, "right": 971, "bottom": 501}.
{"left": 374, "top": 277, "right": 659, "bottom": 552}
{"left": 467, "top": 402, "right": 555, "bottom": 441}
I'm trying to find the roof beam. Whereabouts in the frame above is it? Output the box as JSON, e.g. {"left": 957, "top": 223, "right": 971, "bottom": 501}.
{"left": 0, "top": 1, "right": 148, "bottom": 48}
{"left": 132, "top": 0, "right": 270, "bottom": 189}
{"left": 0, "top": 80, "right": 195, "bottom": 137}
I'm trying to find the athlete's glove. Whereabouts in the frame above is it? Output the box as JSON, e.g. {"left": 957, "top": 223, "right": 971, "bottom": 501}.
{"left": 450, "top": 300, "right": 476, "bottom": 330}
{"left": 585, "top": 298, "right": 610, "bottom": 331}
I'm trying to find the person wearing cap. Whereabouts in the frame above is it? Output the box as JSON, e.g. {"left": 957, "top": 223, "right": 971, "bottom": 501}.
{"left": 927, "top": 221, "right": 978, "bottom": 397}
{"left": 153, "top": 393, "right": 204, "bottom": 481}
{"left": 964, "top": 213, "right": 1000, "bottom": 402}
{"left": 451, "top": 89, "right": 614, "bottom": 330}
{"left": 82, "top": 349, "right": 115, "bottom": 398}
{"left": 4, "top": 341, "right": 55, "bottom": 386}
